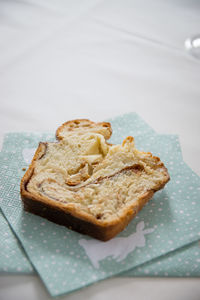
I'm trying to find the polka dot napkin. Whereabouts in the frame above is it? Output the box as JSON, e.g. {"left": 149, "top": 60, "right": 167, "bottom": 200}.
{"left": 0, "top": 113, "right": 199, "bottom": 297}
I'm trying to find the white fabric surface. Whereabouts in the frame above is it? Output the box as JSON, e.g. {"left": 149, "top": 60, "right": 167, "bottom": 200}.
{"left": 0, "top": 0, "right": 200, "bottom": 299}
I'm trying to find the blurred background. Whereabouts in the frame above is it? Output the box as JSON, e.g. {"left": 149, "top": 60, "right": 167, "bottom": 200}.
{"left": 1, "top": 0, "right": 200, "bottom": 174}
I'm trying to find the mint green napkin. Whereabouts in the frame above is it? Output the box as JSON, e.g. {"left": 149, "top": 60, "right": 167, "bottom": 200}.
{"left": 0, "top": 112, "right": 155, "bottom": 274}
{"left": 0, "top": 209, "right": 33, "bottom": 273}
{"left": 0, "top": 126, "right": 200, "bottom": 296}
{"left": 1, "top": 207, "right": 199, "bottom": 277}
{"left": 124, "top": 240, "right": 200, "bottom": 277}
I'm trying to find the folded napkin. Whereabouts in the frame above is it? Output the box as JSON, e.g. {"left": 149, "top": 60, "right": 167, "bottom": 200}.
{"left": 0, "top": 115, "right": 200, "bottom": 296}
{"left": 124, "top": 240, "right": 200, "bottom": 277}
{"left": 1, "top": 208, "right": 199, "bottom": 278}
{"left": 0, "top": 113, "right": 200, "bottom": 297}
{"left": 0, "top": 112, "right": 156, "bottom": 274}
{"left": 0, "top": 209, "right": 33, "bottom": 273}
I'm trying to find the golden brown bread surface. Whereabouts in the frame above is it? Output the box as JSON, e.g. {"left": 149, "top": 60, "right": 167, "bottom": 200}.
{"left": 20, "top": 119, "right": 170, "bottom": 241}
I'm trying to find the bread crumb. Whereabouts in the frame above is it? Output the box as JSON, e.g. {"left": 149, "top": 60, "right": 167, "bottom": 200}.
{"left": 22, "top": 168, "right": 26, "bottom": 171}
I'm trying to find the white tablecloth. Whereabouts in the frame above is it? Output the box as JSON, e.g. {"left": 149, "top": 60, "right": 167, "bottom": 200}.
{"left": 0, "top": 0, "right": 200, "bottom": 299}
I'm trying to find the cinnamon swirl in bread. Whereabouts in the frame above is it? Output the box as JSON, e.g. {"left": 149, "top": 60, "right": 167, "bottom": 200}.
{"left": 20, "top": 119, "right": 170, "bottom": 241}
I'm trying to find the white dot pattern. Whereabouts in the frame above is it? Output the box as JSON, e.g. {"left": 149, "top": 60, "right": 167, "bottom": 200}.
{"left": 0, "top": 212, "right": 33, "bottom": 273}
{"left": 0, "top": 113, "right": 199, "bottom": 297}
{"left": 124, "top": 241, "right": 200, "bottom": 278}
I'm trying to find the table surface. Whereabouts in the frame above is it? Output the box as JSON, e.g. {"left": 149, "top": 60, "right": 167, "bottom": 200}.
{"left": 0, "top": 0, "right": 200, "bottom": 299}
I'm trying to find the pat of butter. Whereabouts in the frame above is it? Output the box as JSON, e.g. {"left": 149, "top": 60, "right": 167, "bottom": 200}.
{"left": 81, "top": 154, "right": 103, "bottom": 164}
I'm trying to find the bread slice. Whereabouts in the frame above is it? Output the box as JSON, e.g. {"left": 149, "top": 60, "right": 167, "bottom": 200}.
{"left": 20, "top": 119, "right": 170, "bottom": 241}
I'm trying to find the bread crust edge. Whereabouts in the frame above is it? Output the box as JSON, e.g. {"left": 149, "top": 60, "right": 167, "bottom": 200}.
{"left": 56, "top": 119, "right": 112, "bottom": 141}
{"left": 20, "top": 124, "right": 170, "bottom": 241}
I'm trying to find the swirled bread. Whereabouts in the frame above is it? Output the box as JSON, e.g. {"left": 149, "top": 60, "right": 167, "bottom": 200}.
{"left": 20, "top": 119, "right": 170, "bottom": 241}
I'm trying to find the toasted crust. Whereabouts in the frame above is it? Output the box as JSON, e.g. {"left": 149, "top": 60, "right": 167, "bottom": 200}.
{"left": 56, "top": 119, "right": 112, "bottom": 141}
{"left": 20, "top": 120, "right": 170, "bottom": 241}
